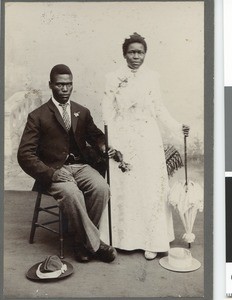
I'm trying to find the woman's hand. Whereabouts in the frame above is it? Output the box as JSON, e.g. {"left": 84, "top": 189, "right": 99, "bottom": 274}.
{"left": 182, "top": 124, "right": 190, "bottom": 137}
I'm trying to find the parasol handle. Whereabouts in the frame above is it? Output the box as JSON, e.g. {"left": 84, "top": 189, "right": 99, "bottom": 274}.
{"left": 104, "top": 124, "right": 112, "bottom": 246}
{"left": 184, "top": 135, "right": 188, "bottom": 186}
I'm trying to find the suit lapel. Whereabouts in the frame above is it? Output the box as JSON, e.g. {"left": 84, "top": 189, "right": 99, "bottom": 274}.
{"left": 47, "top": 99, "right": 81, "bottom": 134}
{"left": 70, "top": 102, "right": 79, "bottom": 133}
{"left": 47, "top": 99, "right": 68, "bottom": 132}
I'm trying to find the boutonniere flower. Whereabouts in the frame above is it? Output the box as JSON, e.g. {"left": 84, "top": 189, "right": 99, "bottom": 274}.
{"left": 118, "top": 77, "right": 128, "bottom": 88}
{"left": 74, "top": 112, "right": 80, "bottom": 117}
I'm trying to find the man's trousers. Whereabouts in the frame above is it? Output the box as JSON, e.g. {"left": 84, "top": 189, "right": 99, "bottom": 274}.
{"left": 47, "top": 164, "right": 110, "bottom": 253}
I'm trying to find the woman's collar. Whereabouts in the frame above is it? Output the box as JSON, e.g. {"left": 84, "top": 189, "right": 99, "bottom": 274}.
{"left": 127, "top": 63, "right": 146, "bottom": 73}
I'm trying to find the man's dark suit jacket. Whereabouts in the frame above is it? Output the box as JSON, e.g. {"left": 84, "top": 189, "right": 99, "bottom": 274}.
{"left": 17, "top": 99, "right": 106, "bottom": 191}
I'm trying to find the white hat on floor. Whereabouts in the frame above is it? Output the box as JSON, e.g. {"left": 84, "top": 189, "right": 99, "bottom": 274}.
{"left": 159, "top": 247, "right": 201, "bottom": 272}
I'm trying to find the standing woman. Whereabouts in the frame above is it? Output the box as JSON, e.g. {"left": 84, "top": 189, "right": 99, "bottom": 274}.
{"left": 100, "top": 33, "right": 189, "bottom": 260}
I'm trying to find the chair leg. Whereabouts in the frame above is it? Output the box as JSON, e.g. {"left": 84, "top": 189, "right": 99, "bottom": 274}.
{"left": 29, "top": 192, "right": 42, "bottom": 244}
{"left": 29, "top": 192, "right": 67, "bottom": 258}
{"left": 62, "top": 213, "right": 69, "bottom": 233}
{"left": 59, "top": 208, "right": 64, "bottom": 259}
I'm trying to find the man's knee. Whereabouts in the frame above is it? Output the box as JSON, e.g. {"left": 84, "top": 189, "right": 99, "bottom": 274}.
{"left": 50, "top": 182, "right": 83, "bottom": 202}
{"left": 96, "top": 178, "right": 110, "bottom": 198}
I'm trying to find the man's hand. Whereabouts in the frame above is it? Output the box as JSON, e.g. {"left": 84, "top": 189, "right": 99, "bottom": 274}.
{"left": 100, "top": 145, "right": 116, "bottom": 159}
{"left": 52, "top": 168, "right": 76, "bottom": 183}
{"left": 107, "top": 147, "right": 116, "bottom": 158}
{"left": 182, "top": 124, "right": 190, "bottom": 137}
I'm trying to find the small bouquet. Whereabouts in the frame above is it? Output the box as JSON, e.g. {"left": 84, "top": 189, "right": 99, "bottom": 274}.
{"left": 113, "top": 150, "right": 132, "bottom": 172}
{"left": 118, "top": 77, "right": 128, "bottom": 88}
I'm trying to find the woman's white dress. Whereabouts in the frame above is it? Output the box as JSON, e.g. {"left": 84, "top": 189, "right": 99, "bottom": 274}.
{"left": 100, "top": 64, "right": 182, "bottom": 252}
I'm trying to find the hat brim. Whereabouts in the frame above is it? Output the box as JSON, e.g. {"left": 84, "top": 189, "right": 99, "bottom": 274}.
{"left": 159, "top": 256, "right": 201, "bottom": 273}
{"left": 26, "top": 260, "right": 74, "bottom": 281}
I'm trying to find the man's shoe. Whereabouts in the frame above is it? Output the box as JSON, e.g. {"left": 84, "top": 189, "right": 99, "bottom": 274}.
{"left": 74, "top": 245, "right": 92, "bottom": 263}
{"left": 94, "top": 241, "right": 117, "bottom": 263}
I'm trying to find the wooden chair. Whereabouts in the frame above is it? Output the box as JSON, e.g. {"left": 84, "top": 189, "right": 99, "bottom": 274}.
{"left": 29, "top": 191, "right": 68, "bottom": 259}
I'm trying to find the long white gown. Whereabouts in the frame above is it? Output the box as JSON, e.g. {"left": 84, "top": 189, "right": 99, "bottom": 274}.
{"left": 100, "top": 64, "right": 182, "bottom": 252}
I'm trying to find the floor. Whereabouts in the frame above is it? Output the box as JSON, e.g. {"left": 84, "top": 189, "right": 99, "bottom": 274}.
{"left": 3, "top": 161, "right": 204, "bottom": 298}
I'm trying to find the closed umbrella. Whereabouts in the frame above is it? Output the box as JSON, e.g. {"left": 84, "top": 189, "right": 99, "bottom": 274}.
{"left": 169, "top": 135, "right": 204, "bottom": 247}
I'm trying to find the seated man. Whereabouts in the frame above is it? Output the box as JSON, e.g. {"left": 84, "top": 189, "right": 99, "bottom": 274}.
{"left": 17, "top": 64, "right": 116, "bottom": 263}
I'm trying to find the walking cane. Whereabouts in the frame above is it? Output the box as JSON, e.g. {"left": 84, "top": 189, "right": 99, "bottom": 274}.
{"left": 184, "top": 133, "right": 191, "bottom": 249}
{"left": 104, "top": 124, "right": 112, "bottom": 246}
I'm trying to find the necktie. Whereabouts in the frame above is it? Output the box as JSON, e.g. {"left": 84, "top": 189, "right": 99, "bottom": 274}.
{"left": 59, "top": 103, "right": 71, "bottom": 130}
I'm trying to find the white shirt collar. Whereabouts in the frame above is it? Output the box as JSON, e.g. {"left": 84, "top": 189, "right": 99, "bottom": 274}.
{"left": 51, "top": 96, "right": 71, "bottom": 119}
{"left": 51, "top": 96, "right": 71, "bottom": 109}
